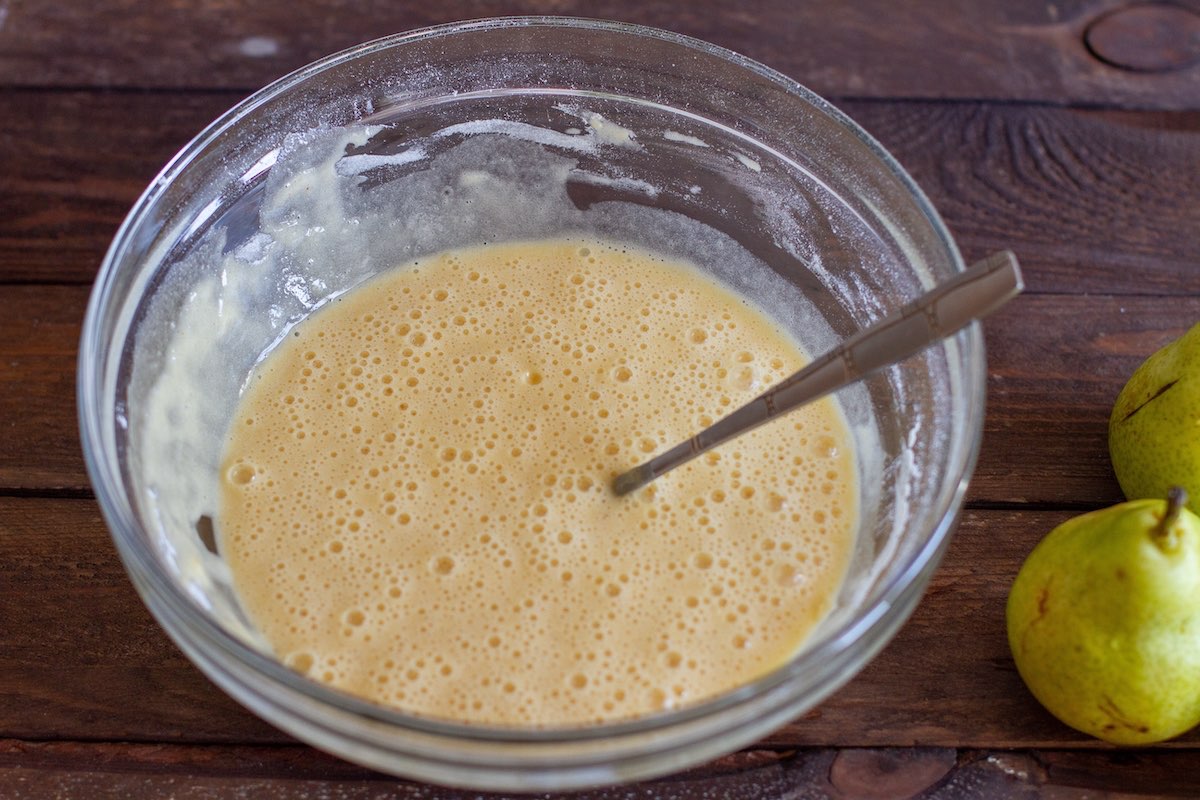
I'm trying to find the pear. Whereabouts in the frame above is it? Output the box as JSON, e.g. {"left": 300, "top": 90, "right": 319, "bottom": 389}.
{"left": 1006, "top": 489, "right": 1200, "bottom": 744}
{"left": 1110, "top": 322, "right": 1200, "bottom": 514}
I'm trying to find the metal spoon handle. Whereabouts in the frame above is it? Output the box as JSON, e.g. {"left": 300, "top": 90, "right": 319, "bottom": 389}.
{"left": 612, "top": 251, "right": 1023, "bottom": 496}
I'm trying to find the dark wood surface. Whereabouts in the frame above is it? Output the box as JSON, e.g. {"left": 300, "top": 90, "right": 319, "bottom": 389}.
{"left": 3, "top": 0, "right": 1199, "bottom": 796}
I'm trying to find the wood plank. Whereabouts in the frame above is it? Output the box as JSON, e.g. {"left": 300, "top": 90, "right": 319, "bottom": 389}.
{"left": 7, "top": 285, "right": 1198, "bottom": 502}
{"left": 0, "top": 286, "right": 89, "bottom": 492}
{"left": 0, "top": 497, "right": 286, "bottom": 743}
{"left": 4, "top": 497, "right": 1200, "bottom": 749}
{"left": 3, "top": 741, "right": 1200, "bottom": 798}
{"left": 3, "top": 91, "right": 1198, "bottom": 293}
{"left": 2, "top": 1, "right": 1199, "bottom": 108}
{"left": 0, "top": 91, "right": 235, "bottom": 285}
{"left": 851, "top": 104, "right": 1200, "bottom": 297}
{"left": 972, "top": 293, "right": 1200, "bottom": 507}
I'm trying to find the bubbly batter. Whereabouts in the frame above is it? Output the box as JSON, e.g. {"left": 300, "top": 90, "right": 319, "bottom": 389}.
{"left": 219, "top": 237, "right": 856, "bottom": 726}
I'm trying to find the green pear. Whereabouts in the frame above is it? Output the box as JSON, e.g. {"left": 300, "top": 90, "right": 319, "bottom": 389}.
{"left": 1006, "top": 489, "right": 1200, "bottom": 745}
{"left": 1110, "top": 322, "right": 1200, "bottom": 514}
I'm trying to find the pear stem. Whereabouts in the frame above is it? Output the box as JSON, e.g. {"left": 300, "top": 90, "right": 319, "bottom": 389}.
{"left": 1156, "top": 487, "right": 1188, "bottom": 540}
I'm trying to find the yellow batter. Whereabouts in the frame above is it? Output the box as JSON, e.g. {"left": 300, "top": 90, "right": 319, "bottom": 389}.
{"left": 219, "top": 237, "right": 856, "bottom": 726}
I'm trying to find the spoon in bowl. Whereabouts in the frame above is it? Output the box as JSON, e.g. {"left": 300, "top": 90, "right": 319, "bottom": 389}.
{"left": 611, "top": 251, "right": 1023, "bottom": 496}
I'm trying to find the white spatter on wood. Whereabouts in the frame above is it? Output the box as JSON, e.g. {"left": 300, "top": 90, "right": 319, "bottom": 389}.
{"left": 239, "top": 36, "right": 280, "bottom": 58}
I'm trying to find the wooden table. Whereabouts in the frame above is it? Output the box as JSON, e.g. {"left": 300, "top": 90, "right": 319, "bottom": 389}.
{"left": 3, "top": 1, "right": 1199, "bottom": 796}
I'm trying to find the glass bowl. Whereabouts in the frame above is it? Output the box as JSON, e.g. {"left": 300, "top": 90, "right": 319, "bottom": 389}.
{"left": 78, "top": 17, "right": 983, "bottom": 792}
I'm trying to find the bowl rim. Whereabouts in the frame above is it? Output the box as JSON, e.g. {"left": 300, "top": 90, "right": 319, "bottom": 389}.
{"left": 79, "top": 14, "right": 983, "bottom": 745}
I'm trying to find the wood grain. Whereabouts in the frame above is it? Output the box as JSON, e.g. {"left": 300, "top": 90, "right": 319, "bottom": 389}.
{"left": 3, "top": 740, "right": 1199, "bottom": 798}
{"left": 0, "top": 91, "right": 235, "bottom": 285}
{"left": 2, "top": 0, "right": 1199, "bottom": 108}
{"left": 8, "top": 285, "right": 1198, "bottom": 502}
{"left": 2, "top": 92, "right": 1199, "bottom": 292}
{"left": 0, "top": 286, "right": 88, "bottom": 492}
{"left": 973, "top": 293, "right": 1200, "bottom": 507}
{"left": 852, "top": 104, "right": 1200, "bottom": 296}
{"left": 4, "top": 497, "right": 1198, "bottom": 750}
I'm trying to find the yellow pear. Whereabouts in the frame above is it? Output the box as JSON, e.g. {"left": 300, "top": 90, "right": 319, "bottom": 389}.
{"left": 1006, "top": 489, "right": 1200, "bottom": 744}
{"left": 1110, "top": 322, "right": 1200, "bottom": 513}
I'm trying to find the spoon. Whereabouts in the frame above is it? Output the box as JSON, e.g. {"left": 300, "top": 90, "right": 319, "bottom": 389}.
{"left": 611, "top": 250, "right": 1023, "bottom": 496}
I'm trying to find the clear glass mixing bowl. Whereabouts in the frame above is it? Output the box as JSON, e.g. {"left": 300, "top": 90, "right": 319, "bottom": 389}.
{"left": 78, "top": 17, "right": 983, "bottom": 792}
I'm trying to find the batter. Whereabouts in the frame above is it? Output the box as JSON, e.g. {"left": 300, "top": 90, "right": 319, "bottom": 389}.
{"left": 219, "top": 236, "right": 856, "bottom": 726}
